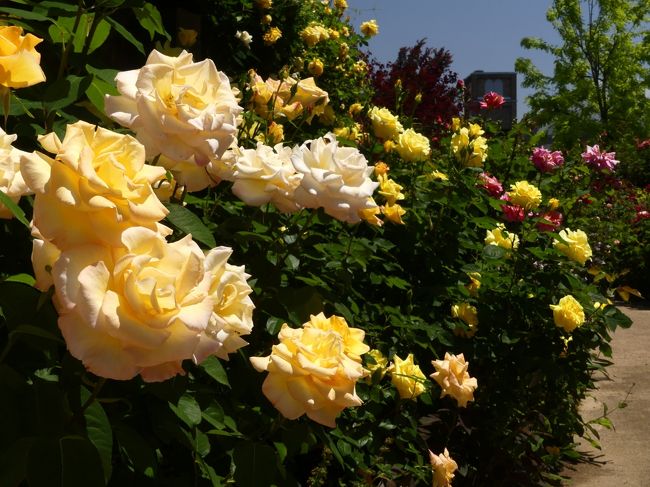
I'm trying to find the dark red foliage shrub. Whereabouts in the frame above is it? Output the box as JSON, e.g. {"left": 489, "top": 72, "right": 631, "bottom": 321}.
{"left": 369, "top": 39, "right": 462, "bottom": 141}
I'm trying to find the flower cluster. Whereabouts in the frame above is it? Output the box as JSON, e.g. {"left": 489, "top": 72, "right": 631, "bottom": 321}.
{"left": 250, "top": 313, "right": 369, "bottom": 427}
{"left": 22, "top": 121, "right": 255, "bottom": 382}
{"left": 451, "top": 119, "right": 488, "bottom": 167}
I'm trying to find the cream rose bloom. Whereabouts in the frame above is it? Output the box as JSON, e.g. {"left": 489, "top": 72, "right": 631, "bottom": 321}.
{"left": 429, "top": 449, "right": 458, "bottom": 487}
{"left": 250, "top": 314, "right": 368, "bottom": 427}
{"left": 367, "top": 106, "right": 403, "bottom": 140}
{"left": 389, "top": 353, "right": 426, "bottom": 400}
{"left": 51, "top": 226, "right": 254, "bottom": 382}
{"left": 396, "top": 128, "right": 431, "bottom": 162}
{"left": 0, "top": 26, "right": 46, "bottom": 88}
{"left": 507, "top": 180, "right": 542, "bottom": 210}
{"left": 105, "top": 50, "right": 242, "bottom": 191}
{"left": 20, "top": 121, "right": 169, "bottom": 249}
{"left": 231, "top": 142, "right": 303, "bottom": 212}
{"left": 554, "top": 228, "right": 592, "bottom": 265}
{"left": 430, "top": 353, "right": 478, "bottom": 407}
{"left": 291, "top": 132, "right": 379, "bottom": 223}
{"left": 0, "top": 127, "right": 36, "bottom": 218}
{"left": 550, "top": 295, "right": 585, "bottom": 332}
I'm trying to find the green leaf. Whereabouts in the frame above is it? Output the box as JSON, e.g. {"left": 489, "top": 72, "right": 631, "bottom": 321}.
{"left": 134, "top": 3, "right": 169, "bottom": 40}
{"left": 0, "top": 190, "right": 30, "bottom": 228}
{"left": 4, "top": 273, "right": 35, "bottom": 286}
{"left": 81, "top": 388, "right": 113, "bottom": 482}
{"left": 232, "top": 443, "right": 278, "bottom": 487}
{"left": 85, "top": 76, "right": 117, "bottom": 113}
{"left": 87, "top": 18, "right": 112, "bottom": 54}
{"left": 194, "top": 429, "right": 210, "bottom": 457}
{"left": 172, "top": 394, "right": 202, "bottom": 427}
{"left": 164, "top": 203, "right": 216, "bottom": 248}
{"left": 106, "top": 16, "right": 145, "bottom": 54}
{"left": 85, "top": 65, "right": 119, "bottom": 84}
{"left": 0, "top": 6, "right": 52, "bottom": 22}
{"left": 42, "top": 75, "right": 91, "bottom": 111}
{"left": 199, "top": 356, "right": 230, "bottom": 388}
{"left": 483, "top": 244, "right": 506, "bottom": 259}
{"left": 59, "top": 436, "right": 105, "bottom": 487}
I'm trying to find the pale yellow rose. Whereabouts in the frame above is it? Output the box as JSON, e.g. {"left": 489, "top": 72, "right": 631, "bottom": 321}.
{"left": 359, "top": 202, "right": 383, "bottom": 227}
{"left": 368, "top": 106, "right": 403, "bottom": 140}
{"left": 300, "top": 25, "right": 329, "bottom": 47}
{"left": 105, "top": 50, "right": 242, "bottom": 191}
{"left": 550, "top": 295, "right": 585, "bottom": 332}
{"left": 250, "top": 314, "right": 368, "bottom": 427}
{"left": 389, "top": 353, "right": 426, "bottom": 399}
{"left": 554, "top": 228, "right": 592, "bottom": 265}
{"left": 429, "top": 448, "right": 458, "bottom": 487}
{"left": 485, "top": 223, "right": 519, "bottom": 251}
{"left": 20, "top": 121, "right": 169, "bottom": 250}
{"left": 231, "top": 142, "right": 303, "bottom": 212}
{"left": 0, "top": 127, "right": 37, "bottom": 218}
{"left": 396, "top": 129, "right": 431, "bottom": 162}
{"left": 31, "top": 236, "right": 61, "bottom": 292}
{"left": 51, "top": 226, "right": 254, "bottom": 382}
{"left": 308, "top": 58, "right": 324, "bottom": 77}
{"left": 291, "top": 132, "right": 379, "bottom": 223}
{"left": 0, "top": 26, "right": 46, "bottom": 88}
{"left": 360, "top": 19, "right": 379, "bottom": 37}
{"left": 430, "top": 352, "right": 478, "bottom": 407}
{"left": 507, "top": 180, "right": 542, "bottom": 210}
{"left": 451, "top": 128, "right": 470, "bottom": 156}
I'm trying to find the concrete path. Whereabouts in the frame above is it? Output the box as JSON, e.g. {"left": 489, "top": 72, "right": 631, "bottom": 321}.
{"left": 562, "top": 305, "right": 650, "bottom": 486}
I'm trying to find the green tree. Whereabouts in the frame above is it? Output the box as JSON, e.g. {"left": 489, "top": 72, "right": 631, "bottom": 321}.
{"left": 516, "top": 0, "right": 650, "bottom": 155}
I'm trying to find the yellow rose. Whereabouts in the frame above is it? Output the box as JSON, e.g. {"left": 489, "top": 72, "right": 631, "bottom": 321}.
{"left": 451, "top": 128, "right": 470, "bottom": 156}
{"left": 365, "top": 349, "right": 388, "bottom": 378}
{"left": 374, "top": 161, "right": 389, "bottom": 176}
{"left": 348, "top": 102, "right": 363, "bottom": 116}
{"left": 250, "top": 314, "right": 368, "bottom": 427}
{"left": 360, "top": 19, "right": 379, "bottom": 37}
{"left": 381, "top": 203, "right": 406, "bottom": 224}
{"left": 485, "top": 224, "right": 519, "bottom": 251}
{"left": 430, "top": 353, "right": 478, "bottom": 407}
{"left": 339, "top": 42, "right": 350, "bottom": 58}
{"left": 308, "top": 58, "right": 324, "bottom": 76}
{"left": 451, "top": 303, "right": 478, "bottom": 327}
{"left": 396, "top": 129, "right": 431, "bottom": 162}
{"left": 105, "top": 50, "right": 242, "bottom": 191}
{"left": 389, "top": 353, "right": 426, "bottom": 399}
{"left": 300, "top": 25, "right": 329, "bottom": 47}
{"left": 333, "top": 125, "right": 360, "bottom": 142}
{"left": 261, "top": 14, "right": 272, "bottom": 25}
{"left": 359, "top": 201, "right": 383, "bottom": 227}
{"left": 21, "top": 122, "right": 169, "bottom": 250}
{"left": 267, "top": 121, "right": 284, "bottom": 144}
{"left": 51, "top": 227, "right": 254, "bottom": 381}
{"left": 554, "top": 228, "right": 592, "bottom": 265}
{"left": 0, "top": 26, "right": 46, "bottom": 88}
{"left": 334, "top": 0, "right": 348, "bottom": 9}
{"left": 263, "top": 27, "right": 282, "bottom": 45}
{"left": 466, "top": 272, "right": 481, "bottom": 296}
{"left": 256, "top": 0, "right": 272, "bottom": 8}
{"left": 467, "top": 136, "right": 488, "bottom": 167}
{"left": 507, "top": 180, "right": 542, "bottom": 210}
{"left": 548, "top": 197, "right": 560, "bottom": 210}
{"left": 431, "top": 170, "right": 449, "bottom": 181}
{"left": 378, "top": 174, "right": 405, "bottom": 205}
{"left": 550, "top": 295, "right": 585, "bottom": 332}
{"left": 429, "top": 449, "right": 458, "bottom": 487}
{"left": 0, "top": 127, "right": 36, "bottom": 218}
{"left": 368, "top": 106, "right": 403, "bottom": 140}
{"left": 468, "top": 123, "right": 484, "bottom": 138}
{"left": 451, "top": 117, "right": 461, "bottom": 132}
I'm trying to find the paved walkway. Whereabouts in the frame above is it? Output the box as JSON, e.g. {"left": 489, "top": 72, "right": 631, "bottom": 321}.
{"left": 563, "top": 305, "right": 650, "bottom": 486}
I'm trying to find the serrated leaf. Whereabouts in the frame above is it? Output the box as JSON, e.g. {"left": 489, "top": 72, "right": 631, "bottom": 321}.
{"left": 199, "top": 356, "right": 230, "bottom": 388}
{"left": 175, "top": 394, "right": 202, "bottom": 427}
{"left": 164, "top": 203, "right": 216, "bottom": 248}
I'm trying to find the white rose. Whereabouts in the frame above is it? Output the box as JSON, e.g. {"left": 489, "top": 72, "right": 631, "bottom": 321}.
{"left": 105, "top": 50, "right": 242, "bottom": 191}
{"left": 232, "top": 142, "right": 303, "bottom": 212}
{"left": 291, "top": 133, "right": 379, "bottom": 223}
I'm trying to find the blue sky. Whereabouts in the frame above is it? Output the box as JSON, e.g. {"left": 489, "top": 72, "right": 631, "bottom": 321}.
{"left": 347, "top": 0, "right": 562, "bottom": 118}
